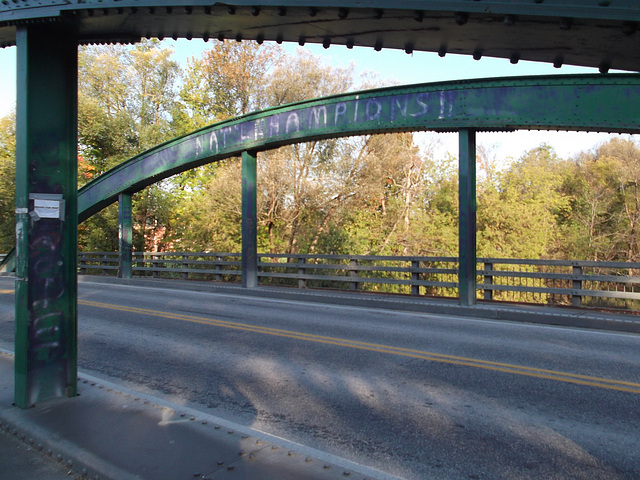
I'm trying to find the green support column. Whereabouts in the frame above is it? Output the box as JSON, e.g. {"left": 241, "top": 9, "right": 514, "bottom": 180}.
{"left": 242, "top": 150, "right": 258, "bottom": 288}
{"left": 458, "top": 129, "right": 477, "bottom": 306}
{"left": 14, "top": 24, "right": 78, "bottom": 408}
{"left": 118, "top": 193, "right": 133, "bottom": 279}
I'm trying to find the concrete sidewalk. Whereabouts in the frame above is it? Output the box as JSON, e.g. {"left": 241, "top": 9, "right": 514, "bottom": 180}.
{"left": 0, "top": 350, "right": 397, "bottom": 480}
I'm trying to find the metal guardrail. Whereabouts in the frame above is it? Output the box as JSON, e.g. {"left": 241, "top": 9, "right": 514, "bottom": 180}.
{"left": 76, "top": 252, "right": 640, "bottom": 311}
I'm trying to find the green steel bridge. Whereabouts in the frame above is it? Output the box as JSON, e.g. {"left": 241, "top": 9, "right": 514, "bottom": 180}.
{"left": 1, "top": 0, "right": 639, "bottom": 409}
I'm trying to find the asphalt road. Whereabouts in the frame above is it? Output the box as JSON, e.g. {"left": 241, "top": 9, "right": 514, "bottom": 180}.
{"left": 0, "top": 276, "right": 639, "bottom": 480}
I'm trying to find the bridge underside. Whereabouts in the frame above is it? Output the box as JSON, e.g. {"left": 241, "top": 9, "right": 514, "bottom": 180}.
{"left": 1, "top": 0, "right": 639, "bottom": 408}
{"left": 1, "top": 1, "right": 640, "bottom": 72}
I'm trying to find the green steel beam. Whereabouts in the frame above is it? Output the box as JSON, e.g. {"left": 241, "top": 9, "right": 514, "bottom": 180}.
{"left": 458, "top": 129, "right": 477, "bottom": 307}
{"left": 118, "top": 192, "right": 133, "bottom": 279}
{"left": 1, "top": 1, "right": 639, "bottom": 71}
{"left": 14, "top": 23, "right": 78, "bottom": 409}
{"left": 77, "top": 74, "right": 640, "bottom": 223}
{"left": 241, "top": 150, "right": 258, "bottom": 288}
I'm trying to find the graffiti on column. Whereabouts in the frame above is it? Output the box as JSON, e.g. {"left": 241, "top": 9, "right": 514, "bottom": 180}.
{"left": 26, "top": 193, "right": 69, "bottom": 403}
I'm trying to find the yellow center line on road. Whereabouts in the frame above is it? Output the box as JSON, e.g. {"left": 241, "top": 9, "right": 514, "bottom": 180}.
{"left": 79, "top": 298, "right": 640, "bottom": 395}
{"left": 0, "top": 289, "right": 14, "bottom": 294}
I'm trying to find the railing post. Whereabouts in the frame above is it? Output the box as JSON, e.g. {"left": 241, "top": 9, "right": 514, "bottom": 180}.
{"left": 458, "top": 128, "right": 477, "bottom": 306}
{"left": 572, "top": 265, "right": 583, "bottom": 307}
{"left": 79, "top": 254, "right": 86, "bottom": 275}
{"left": 349, "top": 258, "right": 359, "bottom": 291}
{"left": 411, "top": 259, "right": 420, "bottom": 295}
{"left": 298, "top": 256, "right": 307, "bottom": 289}
{"left": 215, "top": 255, "right": 223, "bottom": 281}
{"left": 118, "top": 192, "right": 133, "bottom": 279}
{"left": 101, "top": 254, "right": 109, "bottom": 275}
{"left": 181, "top": 254, "right": 189, "bottom": 280}
{"left": 484, "top": 261, "right": 494, "bottom": 301}
{"left": 152, "top": 255, "right": 160, "bottom": 278}
{"left": 242, "top": 150, "right": 258, "bottom": 288}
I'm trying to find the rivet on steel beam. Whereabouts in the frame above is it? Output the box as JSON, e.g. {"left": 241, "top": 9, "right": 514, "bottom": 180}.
{"left": 553, "top": 55, "right": 563, "bottom": 68}
{"left": 185, "top": 6, "right": 192, "bottom": 15}
{"left": 374, "top": 40, "right": 383, "bottom": 51}
{"left": 560, "top": 17, "right": 572, "bottom": 30}
{"left": 414, "top": 11, "right": 424, "bottom": 22}
{"left": 323, "top": 38, "right": 331, "bottom": 49}
{"left": 622, "top": 21, "right": 637, "bottom": 36}
{"left": 235, "top": 33, "right": 243, "bottom": 42}
{"left": 338, "top": 8, "right": 349, "bottom": 19}
{"left": 346, "top": 38, "right": 355, "bottom": 49}
{"left": 172, "top": 34, "right": 178, "bottom": 40}
{"left": 503, "top": 15, "right": 516, "bottom": 26}
{"left": 157, "top": 34, "right": 164, "bottom": 40}
{"left": 186, "top": 33, "right": 192, "bottom": 40}
{"left": 438, "top": 45, "right": 447, "bottom": 57}
{"left": 298, "top": 36, "right": 306, "bottom": 46}
{"left": 374, "top": 9, "right": 384, "bottom": 19}
{"left": 455, "top": 12, "right": 469, "bottom": 26}
{"left": 228, "top": 6, "right": 236, "bottom": 14}
{"left": 473, "top": 49, "right": 482, "bottom": 60}
{"left": 203, "top": 34, "right": 209, "bottom": 42}
{"left": 599, "top": 61, "right": 611, "bottom": 74}
{"left": 251, "top": 6, "right": 260, "bottom": 16}
{"left": 308, "top": 7, "right": 318, "bottom": 17}
{"left": 256, "top": 33, "right": 265, "bottom": 44}
{"left": 510, "top": 52, "right": 520, "bottom": 64}
{"left": 276, "top": 34, "right": 283, "bottom": 44}
{"left": 218, "top": 33, "right": 225, "bottom": 41}
{"left": 278, "top": 7, "right": 286, "bottom": 16}
{"left": 404, "top": 42, "right": 414, "bottom": 54}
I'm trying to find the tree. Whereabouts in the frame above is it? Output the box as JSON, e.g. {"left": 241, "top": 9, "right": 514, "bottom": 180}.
{"left": 175, "top": 41, "right": 282, "bottom": 133}
{"left": 477, "top": 145, "right": 571, "bottom": 259}
{"left": 0, "top": 112, "right": 15, "bottom": 252}
{"left": 77, "top": 40, "right": 181, "bottom": 251}
{"left": 562, "top": 138, "right": 640, "bottom": 262}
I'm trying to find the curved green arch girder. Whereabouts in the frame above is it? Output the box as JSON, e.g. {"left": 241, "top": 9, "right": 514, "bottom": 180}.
{"left": 78, "top": 73, "right": 640, "bottom": 222}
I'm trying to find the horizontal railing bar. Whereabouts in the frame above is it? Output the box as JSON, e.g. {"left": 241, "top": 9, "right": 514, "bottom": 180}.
{"left": 480, "top": 269, "right": 640, "bottom": 284}
{"left": 479, "top": 283, "right": 640, "bottom": 299}
{"left": 257, "top": 271, "right": 457, "bottom": 288}
{"left": 132, "top": 267, "right": 241, "bottom": 275}
{"left": 479, "top": 257, "right": 640, "bottom": 269}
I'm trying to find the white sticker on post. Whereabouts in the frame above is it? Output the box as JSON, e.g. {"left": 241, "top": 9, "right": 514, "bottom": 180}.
{"left": 34, "top": 199, "right": 61, "bottom": 219}
{"left": 29, "top": 193, "right": 65, "bottom": 221}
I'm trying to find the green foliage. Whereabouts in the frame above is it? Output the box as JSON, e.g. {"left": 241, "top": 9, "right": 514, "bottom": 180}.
{"left": 0, "top": 112, "right": 15, "bottom": 252}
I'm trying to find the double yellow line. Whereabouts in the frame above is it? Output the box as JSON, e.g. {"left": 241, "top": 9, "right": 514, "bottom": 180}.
{"left": 79, "top": 299, "right": 640, "bottom": 395}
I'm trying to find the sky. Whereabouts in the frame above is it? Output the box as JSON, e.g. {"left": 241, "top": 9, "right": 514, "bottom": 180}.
{"left": 0, "top": 39, "right": 637, "bottom": 163}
